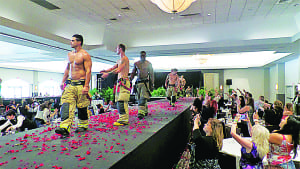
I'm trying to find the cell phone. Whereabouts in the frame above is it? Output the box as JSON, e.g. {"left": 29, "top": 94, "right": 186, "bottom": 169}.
{"left": 240, "top": 114, "right": 246, "bottom": 120}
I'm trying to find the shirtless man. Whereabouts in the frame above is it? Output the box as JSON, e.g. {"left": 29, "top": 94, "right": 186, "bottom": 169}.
{"left": 55, "top": 34, "right": 92, "bottom": 137}
{"left": 165, "top": 68, "right": 180, "bottom": 107}
{"left": 179, "top": 75, "right": 186, "bottom": 97}
{"left": 100, "top": 44, "right": 130, "bottom": 126}
{"left": 130, "top": 51, "right": 154, "bottom": 119}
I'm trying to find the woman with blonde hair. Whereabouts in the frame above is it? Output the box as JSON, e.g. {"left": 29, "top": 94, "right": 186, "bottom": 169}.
{"left": 231, "top": 113, "right": 270, "bottom": 168}
{"left": 192, "top": 115, "right": 224, "bottom": 168}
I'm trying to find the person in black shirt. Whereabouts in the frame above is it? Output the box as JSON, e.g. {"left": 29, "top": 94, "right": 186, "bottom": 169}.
{"left": 192, "top": 114, "right": 224, "bottom": 168}
{"left": 96, "top": 104, "right": 110, "bottom": 114}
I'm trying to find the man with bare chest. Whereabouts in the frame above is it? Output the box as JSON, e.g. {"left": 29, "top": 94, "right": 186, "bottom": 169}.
{"left": 165, "top": 68, "right": 180, "bottom": 107}
{"left": 130, "top": 51, "right": 154, "bottom": 119}
{"left": 55, "top": 34, "right": 92, "bottom": 137}
{"left": 179, "top": 75, "right": 186, "bottom": 97}
{"left": 100, "top": 44, "right": 130, "bottom": 126}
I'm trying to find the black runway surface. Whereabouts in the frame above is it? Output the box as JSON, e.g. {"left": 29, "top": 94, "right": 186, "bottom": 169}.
{"left": 0, "top": 98, "right": 193, "bottom": 169}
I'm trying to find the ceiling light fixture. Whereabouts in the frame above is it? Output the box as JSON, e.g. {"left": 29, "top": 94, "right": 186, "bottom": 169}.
{"left": 151, "top": 0, "right": 196, "bottom": 13}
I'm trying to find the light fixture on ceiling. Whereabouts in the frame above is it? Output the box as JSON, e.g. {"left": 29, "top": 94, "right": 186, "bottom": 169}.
{"left": 151, "top": 0, "right": 196, "bottom": 13}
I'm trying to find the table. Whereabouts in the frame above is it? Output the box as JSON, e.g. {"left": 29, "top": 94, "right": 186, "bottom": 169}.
{"left": 221, "top": 138, "right": 300, "bottom": 169}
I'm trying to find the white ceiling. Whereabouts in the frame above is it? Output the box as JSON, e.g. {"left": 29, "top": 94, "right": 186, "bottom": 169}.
{"left": 0, "top": 0, "right": 300, "bottom": 72}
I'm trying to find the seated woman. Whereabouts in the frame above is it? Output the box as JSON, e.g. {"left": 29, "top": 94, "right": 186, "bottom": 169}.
{"left": 1, "top": 110, "right": 37, "bottom": 134}
{"left": 266, "top": 115, "right": 300, "bottom": 169}
{"left": 281, "top": 103, "right": 293, "bottom": 120}
{"left": 34, "top": 101, "right": 57, "bottom": 127}
{"left": 96, "top": 103, "right": 110, "bottom": 114}
{"left": 192, "top": 114, "right": 224, "bottom": 168}
{"left": 231, "top": 113, "right": 270, "bottom": 169}
{"left": 264, "top": 100, "right": 283, "bottom": 132}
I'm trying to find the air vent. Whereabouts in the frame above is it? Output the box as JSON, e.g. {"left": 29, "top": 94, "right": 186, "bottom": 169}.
{"left": 276, "top": 0, "right": 293, "bottom": 4}
{"left": 30, "top": 0, "right": 60, "bottom": 10}
{"left": 109, "top": 18, "right": 117, "bottom": 21}
{"left": 179, "top": 13, "right": 201, "bottom": 17}
{"left": 121, "top": 7, "right": 130, "bottom": 10}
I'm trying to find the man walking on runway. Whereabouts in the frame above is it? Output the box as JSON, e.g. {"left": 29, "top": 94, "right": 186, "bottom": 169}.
{"left": 130, "top": 51, "right": 154, "bottom": 119}
{"left": 100, "top": 44, "right": 130, "bottom": 126}
{"left": 165, "top": 68, "right": 180, "bottom": 107}
{"left": 55, "top": 34, "right": 92, "bottom": 137}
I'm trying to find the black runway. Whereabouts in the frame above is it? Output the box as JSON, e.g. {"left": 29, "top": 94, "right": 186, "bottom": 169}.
{"left": 0, "top": 98, "right": 193, "bottom": 169}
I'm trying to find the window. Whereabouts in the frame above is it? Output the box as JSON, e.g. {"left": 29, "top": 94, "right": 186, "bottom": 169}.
{"left": 1, "top": 79, "right": 30, "bottom": 98}
{"left": 39, "top": 80, "right": 61, "bottom": 96}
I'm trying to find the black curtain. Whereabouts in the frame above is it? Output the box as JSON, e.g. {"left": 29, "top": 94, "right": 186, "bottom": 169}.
{"left": 153, "top": 71, "right": 203, "bottom": 89}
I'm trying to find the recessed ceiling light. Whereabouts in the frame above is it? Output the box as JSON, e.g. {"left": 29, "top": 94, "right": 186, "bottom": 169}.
{"left": 207, "top": 13, "right": 211, "bottom": 16}
{"left": 118, "top": 14, "right": 122, "bottom": 17}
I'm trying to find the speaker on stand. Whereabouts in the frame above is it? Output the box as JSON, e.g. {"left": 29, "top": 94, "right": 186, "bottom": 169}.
{"left": 226, "top": 79, "right": 232, "bottom": 94}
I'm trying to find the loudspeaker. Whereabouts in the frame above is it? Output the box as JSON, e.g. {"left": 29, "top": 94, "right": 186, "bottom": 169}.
{"left": 226, "top": 79, "right": 232, "bottom": 85}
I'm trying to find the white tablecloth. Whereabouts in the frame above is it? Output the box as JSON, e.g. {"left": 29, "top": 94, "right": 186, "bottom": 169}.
{"left": 221, "top": 138, "right": 300, "bottom": 169}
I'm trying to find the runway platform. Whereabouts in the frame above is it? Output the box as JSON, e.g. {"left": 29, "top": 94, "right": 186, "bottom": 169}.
{"left": 0, "top": 97, "right": 194, "bottom": 169}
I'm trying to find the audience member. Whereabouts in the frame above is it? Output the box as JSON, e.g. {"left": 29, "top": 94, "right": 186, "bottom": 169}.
{"left": 231, "top": 113, "right": 270, "bottom": 168}
{"left": 264, "top": 100, "right": 283, "bottom": 132}
{"left": 238, "top": 97, "right": 254, "bottom": 124}
{"left": 6, "top": 100, "right": 18, "bottom": 113}
{"left": 18, "top": 99, "right": 30, "bottom": 120}
{"left": 238, "top": 96, "right": 246, "bottom": 109}
{"left": 96, "top": 103, "right": 110, "bottom": 114}
{"left": 192, "top": 114, "right": 224, "bottom": 168}
{"left": 282, "top": 103, "right": 293, "bottom": 120}
{"left": 34, "top": 101, "right": 57, "bottom": 127}
{"left": 267, "top": 115, "right": 300, "bottom": 169}
{"left": 0, "top": 110, "right": 37, "bottom": 134}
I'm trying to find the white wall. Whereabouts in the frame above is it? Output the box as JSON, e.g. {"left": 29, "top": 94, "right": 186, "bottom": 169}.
{"left": 285, "top": 58, "right": 299, "bottom": 86}
{"left": 269, "top": 65, "right": 278, "bottom": 103}
{"left": 224, "top": 68, "right": 265, "bottom": 101}
{"left": 0, "top": 67, "right": 34, "bottom": 84}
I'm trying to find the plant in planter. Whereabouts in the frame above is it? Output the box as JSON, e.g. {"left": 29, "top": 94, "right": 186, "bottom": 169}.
{"left": 89, "top": 88, "right": 99, "bottom": 99}
{"left": 198, "top": 88, "right": 206, "bottom": 97}
{"left": 100, "top": 87, "right": 114, "bottom": 104}
{"left": 151, "top": 87, "right": 166, "bottom": 97}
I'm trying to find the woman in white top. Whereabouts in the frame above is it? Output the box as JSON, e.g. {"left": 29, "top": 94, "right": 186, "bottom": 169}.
{"left": 34, "top": 101, "right": 57, "bottom": 127}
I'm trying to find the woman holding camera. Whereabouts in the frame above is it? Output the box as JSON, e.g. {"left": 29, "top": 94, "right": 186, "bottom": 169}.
{"left": 231, "top": 113, "right": 270, "bottom": 168}
{"left": 192, "top": 114, "right": 224, "bottom": 168}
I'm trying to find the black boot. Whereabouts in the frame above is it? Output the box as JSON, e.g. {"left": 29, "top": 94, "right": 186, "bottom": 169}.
{"left": 55, "top": 128, "right": 70, "bottom": 138}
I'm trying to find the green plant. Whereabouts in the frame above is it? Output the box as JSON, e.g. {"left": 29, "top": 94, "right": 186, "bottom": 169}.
{"left": 198, "top": 88, "right": 206, "bottom": 97}
{"left": 229, "top": 88, "right": 234, "bottom": 95}
{"left": 89, "top": 88, "right": 99, "bottom": 97}
{"left": 151, "top": 87, "right": 166, "bottom": 97}
{"left": 100, "top": 87, "right": 114, "bottom": 103}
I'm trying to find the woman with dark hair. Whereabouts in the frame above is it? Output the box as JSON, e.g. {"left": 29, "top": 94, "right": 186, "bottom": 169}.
{"left": 192, "top": 114, "right": 224, "bottom": 168}
{"left": 266, "top": 115, "right": 300, "bottom": 169}
{"left": 34, "top": 101, "right": 57, "bottom": 127}
{"left": 237, "top": 97, "right": 255, "bottom": 137}
{"left": 19, "top": 99, "right": 30, "bottom": 119}
{"left": 264, "top": 100, "right": 284, "bottom": 132}
{"left": 239, "top": 96, "right": 246, "bottom": 109}
{"left": 238, "top": 97, "right": 254, "bottom": 124}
